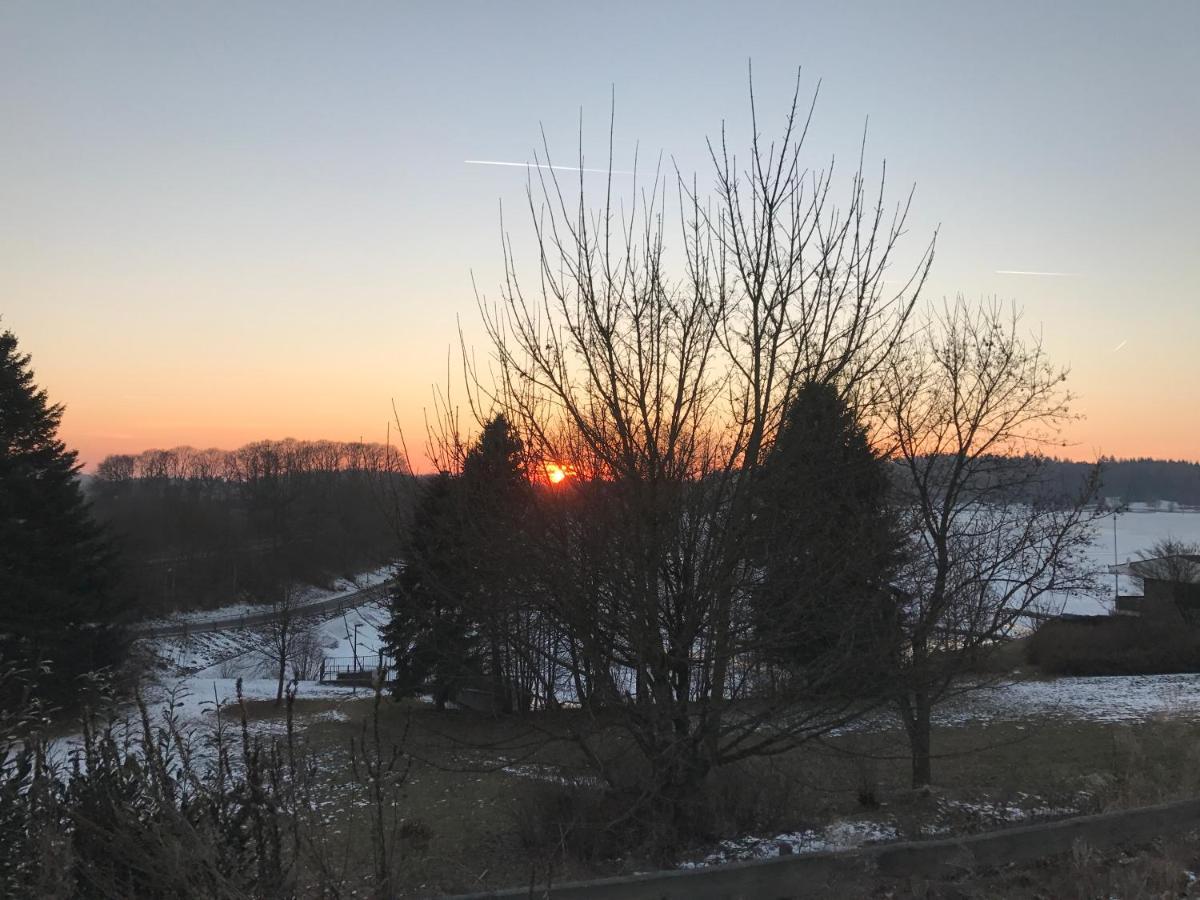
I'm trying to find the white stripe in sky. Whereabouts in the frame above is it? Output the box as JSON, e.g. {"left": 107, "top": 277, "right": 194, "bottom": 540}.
{"left": 466, "top": 159, "right": 634, "bottom": 175}
{"left": 995, "top": 269, "right": 1080, "bottom": 277}
{"left": 1113, "top": 339, "right": 1128, "bottom": 352}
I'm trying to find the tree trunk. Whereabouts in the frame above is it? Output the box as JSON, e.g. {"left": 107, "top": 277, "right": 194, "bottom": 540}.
{"left": 649, "top": 750, "right": 711, "bottom": 854}
{"left": 489, "top": 632, "right": 510, "bottom": 714}
{"left": 907, "top": 691, "right": 932, "bottom": 787}
{"left": 275, "top": 621, "right": 289, "bottom": 706}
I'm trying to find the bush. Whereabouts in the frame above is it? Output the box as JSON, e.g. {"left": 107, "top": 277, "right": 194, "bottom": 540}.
{"left": 1027, "top": 615, "right": 1200, "bottom": 675}
{"left": 508, "top": 757, "right": 806, "bottom": 866}
{"left": 0, "top": 674, "right": 409, "bottom": 898}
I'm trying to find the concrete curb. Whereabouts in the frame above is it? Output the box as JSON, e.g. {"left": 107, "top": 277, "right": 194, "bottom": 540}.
{"left": 453, "top": 797, "right": 1200, "bottom": 899}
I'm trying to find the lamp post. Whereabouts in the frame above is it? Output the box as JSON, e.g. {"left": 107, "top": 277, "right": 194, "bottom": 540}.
{"left": 353, "top": 623, "right": 361, "bottom": 670}
{"left": 1113, "top": 509, "right": 1119, "bottom": 603}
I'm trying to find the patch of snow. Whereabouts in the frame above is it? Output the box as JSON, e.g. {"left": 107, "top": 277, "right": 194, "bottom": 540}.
{"left": 500, "top": 763, "right": 599, "bottom": 788}
{"left": 939, "top": 795, "right": 1077, "bottom": 824}
{"left": 679, "top": 819, "right": 898, "bottom": 868}
{"left": 938, "top": 674, "right": 1200, "bottom": 726}
{"left": 317, "top": 601, "right": 391, "bottom": 663}
{"left": 46, "top": 677, "right": 367, "bottom": 771}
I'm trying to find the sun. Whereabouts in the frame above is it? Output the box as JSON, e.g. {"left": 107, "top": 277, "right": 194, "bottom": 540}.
{"left": 545, "top": 462, "right": 568, "bottom": 484}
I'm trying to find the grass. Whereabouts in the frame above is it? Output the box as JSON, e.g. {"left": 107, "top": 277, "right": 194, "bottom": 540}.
{"left": 823, "top": 833, "right": 1200, "bottom": 899}
{"left": 230, "top": 691, "right": 1200, "bottom": 896}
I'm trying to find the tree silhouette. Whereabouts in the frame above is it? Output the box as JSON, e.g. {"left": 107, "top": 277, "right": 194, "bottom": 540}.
{"left": 384, "top": 473, "right": 480, "bottom": 709}
{"left": 0, "top": 327, "right": 127, "bottom": 707}
{"left": 750, "top": 381, "right": 902, "bottom": 689}
{"left": 385, "top": 415, "right": 535, "bottom": 711}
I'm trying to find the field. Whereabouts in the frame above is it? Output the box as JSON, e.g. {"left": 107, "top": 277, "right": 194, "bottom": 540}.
{"left": 77, "top": 513, "right": 1200, "bottom": 897}
{"left": 207, "top": 689, "right": 1200, "bottom": 896}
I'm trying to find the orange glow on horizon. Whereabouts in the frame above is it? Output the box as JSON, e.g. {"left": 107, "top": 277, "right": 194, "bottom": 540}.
{"left": 545, "top": 462, "right": 570, "bottom": 484}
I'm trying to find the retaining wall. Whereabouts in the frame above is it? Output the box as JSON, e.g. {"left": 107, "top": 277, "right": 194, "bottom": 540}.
{"left": 454, "top": 797, "right": 1200, "bottom": 899}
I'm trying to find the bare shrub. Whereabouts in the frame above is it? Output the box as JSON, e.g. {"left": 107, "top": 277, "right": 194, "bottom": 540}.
{"left": 509, "top": 781, "right": 642, "bottom": 865}
{"left": 0, "top": 668, "right": 411, "bottom": 898}
{"left": 289, "top": 626, "right": 326, "bottom": 681}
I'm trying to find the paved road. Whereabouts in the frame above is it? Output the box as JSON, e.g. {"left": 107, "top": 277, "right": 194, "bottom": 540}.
{"left": 133, "top": 580, "right": 396, "bottom": 638}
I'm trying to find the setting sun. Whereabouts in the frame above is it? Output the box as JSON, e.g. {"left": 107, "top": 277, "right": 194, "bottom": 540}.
{"left": 545, "top": 462, "right": 568, "bottom": 484}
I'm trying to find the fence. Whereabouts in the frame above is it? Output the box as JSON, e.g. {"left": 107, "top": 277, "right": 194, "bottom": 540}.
{"left": 318, "top": 652, "right": 393, "bottom": 684}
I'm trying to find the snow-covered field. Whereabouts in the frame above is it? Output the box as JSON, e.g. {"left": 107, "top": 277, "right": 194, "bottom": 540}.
{"left": 176, "top": 597, "right": 391, "bottom": 682}
{"left": 145, "top": 565, "right": 393, "bottom": 675}
{"left": 48, "top": 569, "right": 395, "bottom": 768}
{"left": 1052, "top": 506, "right": 1200, "bottom": 616}
{"left": 942, "top": 673, "right": 1200, "bottom": 726}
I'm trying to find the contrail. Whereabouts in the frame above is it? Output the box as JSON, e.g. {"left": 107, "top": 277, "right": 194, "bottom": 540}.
{"left": 466, "top": 159, "right": 634, "bottom": 176}
{"left": 1113, "top": 339, "right": 1128, "bottom": 352}
{"left": 995, "top": 270, "right": 1080, "bottom": 277}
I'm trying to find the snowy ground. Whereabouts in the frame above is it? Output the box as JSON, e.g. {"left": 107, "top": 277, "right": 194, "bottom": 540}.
{"left": 679, "top": 819, "right": 900, "bottom": 868}
{"left": 806, "top": 672, "right": 1200, "bottom": 736}
{"left": 677, "top": 792, "right": 1085, "bottom": 868}
{"left": 49, "top": 568, "right": 395, "bottom": 769}
{"left": 173, "top": 597, "right": 391, "bottom": 682}
{"left": 939, "top": 673, "right": 1200, "bottom": 726}
{"left": 152, "top": 579, "right": 390, "bottom": 700}
{"left": 142, "top": 563, "right": 393, "bottom": 676}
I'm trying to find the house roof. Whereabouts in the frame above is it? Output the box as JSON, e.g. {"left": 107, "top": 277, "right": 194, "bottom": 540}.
{"left": 1108, "top": 554, "right": 1200, "bottom": 580}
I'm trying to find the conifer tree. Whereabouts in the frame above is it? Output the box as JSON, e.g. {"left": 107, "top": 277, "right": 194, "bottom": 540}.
{"left": 459, "top": 415, "right": 535, "bottom": 712}
{"left": 384, "top": 473, "right": 480, "bottom": 709}
{"left": 751, "top": 381, "right": 901, "bottom": 691}
{"left": 0, "top": 327, "right": 127, "bottom": 707}
{"left": 385, "top": 415, "right": 534, "bottom": 710}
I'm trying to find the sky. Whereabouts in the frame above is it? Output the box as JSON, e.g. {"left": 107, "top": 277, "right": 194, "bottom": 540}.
{"left": 2, "top": 0, "right": 1197, "bottom": 468}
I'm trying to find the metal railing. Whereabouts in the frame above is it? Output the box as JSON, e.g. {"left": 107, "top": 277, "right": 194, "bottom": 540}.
{"left": 318, "top": 653, "right": 394, "bottom": 683}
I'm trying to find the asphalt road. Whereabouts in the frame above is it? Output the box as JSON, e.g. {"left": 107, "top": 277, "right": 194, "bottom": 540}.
{"left": 133, "top": 580, "right": 396, "bottom": 638}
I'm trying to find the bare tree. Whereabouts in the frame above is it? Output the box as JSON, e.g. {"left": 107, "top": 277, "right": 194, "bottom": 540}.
{"left": 1131, "top": 538, "right": 1200, "bottom": 619}
{"left": 1133, "top": 538, "right": 1200, "bottom": 583}
{"left": 458, "top": 70, "right": 935, "bottom": 833}
{"left": 253, "top": 581, "right": 302, "bottom": 705}
{"left": 880, "top": 298, "right": 1104, "bottom": 786}
{"left": 289, "top": 625, "right": 327, "bottom": 681}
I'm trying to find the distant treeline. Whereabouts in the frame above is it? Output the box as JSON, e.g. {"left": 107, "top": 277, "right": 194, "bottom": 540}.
{"left": 87, "top": 439, "right": 409, "bottom": 615}
{"left": 1051, "top": 457, "right": 1200, "bottom": 507}
{"left": 887, "top": 456, "right": 1200, "bottom": 508}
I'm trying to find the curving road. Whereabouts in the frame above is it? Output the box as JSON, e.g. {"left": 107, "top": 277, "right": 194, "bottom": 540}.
{"left": 133, "top": 580, "right": 396, "bottom": 638}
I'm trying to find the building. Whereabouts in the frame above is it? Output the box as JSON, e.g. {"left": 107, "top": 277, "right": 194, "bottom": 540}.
{"left": 1109, "top": 554, "right": 1200, "bottom": 620}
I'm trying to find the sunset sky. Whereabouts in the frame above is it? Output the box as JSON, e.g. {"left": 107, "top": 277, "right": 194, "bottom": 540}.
{"left": 2, "top": 1, "right": 1197, "bottom": 468}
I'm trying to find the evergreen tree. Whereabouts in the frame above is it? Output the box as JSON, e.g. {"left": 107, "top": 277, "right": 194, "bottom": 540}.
{"left": 459, "top": 415, "right": 535, "bottom": 712}
{"left": 383, "top": 473, "right": 480, "bottom": 709}
{"left": 385, "top": 415, "right": 535, "bottom": 711}
{"left": 751, "top": 381, "right": 901, "bottom": 690}
{"left": 0, "top": 328, "right": 127, "bottom": 708}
